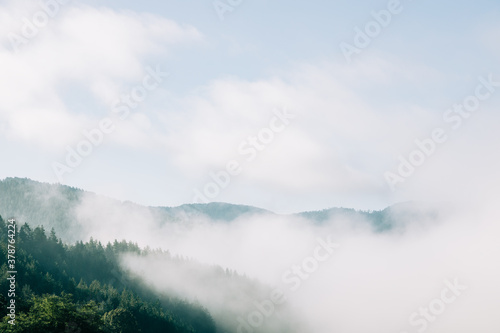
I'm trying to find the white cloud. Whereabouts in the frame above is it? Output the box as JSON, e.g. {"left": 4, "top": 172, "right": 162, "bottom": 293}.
{"left": 156, "top": 58, "right": 442, "bottom": 201}
{"left": 103, "top": 200, "right": 500, "bottom": 333}
{"left": 0, "top": 1, "right": 202, "bottom": 151}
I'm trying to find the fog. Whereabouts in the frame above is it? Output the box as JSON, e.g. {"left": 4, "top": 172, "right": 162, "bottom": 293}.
{"left": 70, "top": 192, "right": 500, "bottom": 333}
{"left": 1, "top": 1, "right": 498, "bottom": 331}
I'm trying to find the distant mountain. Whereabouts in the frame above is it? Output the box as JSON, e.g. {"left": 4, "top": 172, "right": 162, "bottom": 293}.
{"left": 298, "top": 201, "right": 446, "bottom": 231}
{"left": 298, "top": 206, "right": 388, "bottom": 230}
{"left": 0, "top": 178, "right": 271, "bottom": 241}
{"left": 0, "top": 177, "right": 445, "bottom": 242}
{"left": 153, "top": 202, "right": 270, "bottom": 223}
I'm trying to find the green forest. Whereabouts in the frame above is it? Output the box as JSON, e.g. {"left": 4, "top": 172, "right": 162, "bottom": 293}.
{"left": 0, "top": 215, "right": 217, "bottom": 333}
{"left": 0, "top": 178, "right": 438, "bottom": 333}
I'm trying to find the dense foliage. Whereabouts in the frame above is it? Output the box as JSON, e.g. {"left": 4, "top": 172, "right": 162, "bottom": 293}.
{"left": 0, "top": 216, "right": 216, "bottom": 333}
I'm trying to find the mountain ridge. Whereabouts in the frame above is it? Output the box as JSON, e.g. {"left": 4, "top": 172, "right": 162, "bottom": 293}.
{"left": 0, "top": 177, "right": 444, "bottom": 242}
{"left": 0, "top": 176, "right": 393, "bottom": 215}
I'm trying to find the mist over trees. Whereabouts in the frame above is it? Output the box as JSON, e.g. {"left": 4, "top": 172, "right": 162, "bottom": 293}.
{"left": 0, "top": 215, "right": 217, "bottom": 333}
{"left": 0, "top": 178, "right": 442, "bottom": 244}
{"left": 0, "top": 178, "right": 450, "bottom": 333}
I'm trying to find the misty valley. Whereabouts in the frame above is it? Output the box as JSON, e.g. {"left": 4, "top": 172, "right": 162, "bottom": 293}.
{"left": 0, "top": 178, "right": 497, "bottom": 332}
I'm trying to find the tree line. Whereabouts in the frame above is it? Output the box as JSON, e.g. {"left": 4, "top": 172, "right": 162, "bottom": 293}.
{"left": 0, "top": 215, "right": 216, "bottom": 333}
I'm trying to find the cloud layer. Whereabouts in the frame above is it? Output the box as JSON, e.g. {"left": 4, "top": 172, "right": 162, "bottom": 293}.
{"left": 70, "top": 192, "right": 500, "bottom": 333}
{"left": 0, "top": 0, "right": 201, "bottom": 151}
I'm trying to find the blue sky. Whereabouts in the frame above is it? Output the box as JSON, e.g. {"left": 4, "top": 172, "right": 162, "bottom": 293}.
{"left": 0, "top": 0, "right": 499, "bottom": 213}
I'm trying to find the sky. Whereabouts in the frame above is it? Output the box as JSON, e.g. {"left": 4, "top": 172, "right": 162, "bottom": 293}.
{"left": 2, "top": 2, "right": 500, "bottom": 331}
{"left": 0, "top": 0, "right": 499, "bottom": 213}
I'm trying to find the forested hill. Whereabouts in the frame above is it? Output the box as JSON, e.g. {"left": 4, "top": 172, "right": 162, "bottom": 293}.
{"left": 0, "top": 178, "right": 271, "bottom": 242}
{"left": 0, "top": 178, "right": 85, "bottom": 240}
{"left": 0, "top": 215, "right": 217, "bottom": 332}
{"left": 0, "top": 177, "right": 444, "bottom": 243}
